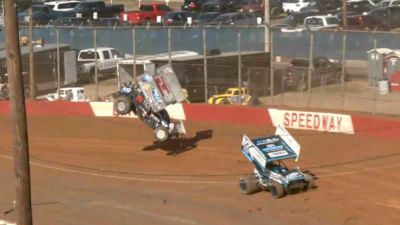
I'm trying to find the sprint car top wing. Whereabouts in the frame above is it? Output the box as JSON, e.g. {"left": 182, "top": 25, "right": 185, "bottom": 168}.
{"left": 137, "top": 64, "right": 185, "bottom": 112}
{"left": 241, "top": 125, "right": 301, "bottom": 169}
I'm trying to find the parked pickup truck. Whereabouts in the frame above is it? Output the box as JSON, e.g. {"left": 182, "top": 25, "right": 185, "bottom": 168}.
{"left": 281, "top": 15, "right": 341, "bottom": 32}
{"left": 73, "top": 0, "right": 124, "bottom": 18}
{"left": 119, "top": 3, "right": 171, "bottom": 25}
{"left": 77, "top": 47, "right": 128, "bottom": 83}
{"left": 283, "top": 56, "right": 342, "bottom": 91}
{"left": 17, "top": 4, "right": 72, "bottom": 25}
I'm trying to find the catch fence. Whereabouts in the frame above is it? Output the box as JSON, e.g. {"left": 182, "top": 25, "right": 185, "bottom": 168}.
{"left": 1, "top": 24, "right": 400, "bottom": 116}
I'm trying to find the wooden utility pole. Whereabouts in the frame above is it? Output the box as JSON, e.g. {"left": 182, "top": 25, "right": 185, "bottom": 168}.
{"left": 342, "top": 0, "right": 348, "bottom": 30}
{"left": 4, "top": 1, "right": 33, "bottom": 225}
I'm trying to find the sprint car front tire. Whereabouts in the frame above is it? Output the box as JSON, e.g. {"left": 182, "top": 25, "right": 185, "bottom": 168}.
{"left": 114, "top": 96, "right": 132, "bottom": 115}
{"left": 239, "top": 175, "right": 260, "bottom": 195}
{"left": 270, "top": 182, "right": 284, "bottom": 199}
{"left": 154, "top": 126, "right": 169, "bottom": 142}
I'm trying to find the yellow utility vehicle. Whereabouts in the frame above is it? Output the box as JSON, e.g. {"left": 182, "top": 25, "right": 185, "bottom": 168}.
{"left": 207, "top": 87, "right": 251, "bottom": 105}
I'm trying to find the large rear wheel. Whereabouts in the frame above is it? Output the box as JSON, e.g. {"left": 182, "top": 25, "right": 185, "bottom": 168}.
{"left": 114, "top": 96, "right": 132, "bottom": 115}
{"left": 239, "top": 175, "right": 260, "bottom": 195}
{"left": 303, "top": 172, "right": 316, "bottom": 190}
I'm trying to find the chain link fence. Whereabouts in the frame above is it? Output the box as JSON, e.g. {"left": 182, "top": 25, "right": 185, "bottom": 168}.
{"left": 2, "top": 24, "right": 400, "bottom": 116}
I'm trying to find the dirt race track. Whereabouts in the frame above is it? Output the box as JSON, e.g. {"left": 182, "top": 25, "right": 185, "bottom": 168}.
{"left": 0, "top": 115, "right": 399, "bottom": 225}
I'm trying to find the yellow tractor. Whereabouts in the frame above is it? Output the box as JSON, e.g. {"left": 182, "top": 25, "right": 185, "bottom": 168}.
{"left": 207, "top": 87, "right": 252, "bottom": 105}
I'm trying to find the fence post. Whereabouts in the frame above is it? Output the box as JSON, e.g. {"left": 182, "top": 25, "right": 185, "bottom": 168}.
{"left": 94, "top": 28, "right": 99, "bottom": 101}
{"left": 168, "top": 27, "right": 171, "bottom": 64}
{"left": 203, "top": 29, "right": 208, "bottom": 102}
{"left": 28, "top": 7, "right": 36, "bottom": 100}
{"left": 270, "top": 27, "right": 274, "bottom": 105}
{"left": 238, "top": 31, "right": 242, "bottom": 104}
{"left": 307, "top": 31, "right": 314, "bottom": 107}
{"left": 372, "top": 38, "right": 377, "bottom": 116}
{"left": 132, "top": 27, "right": 137, "bottom": 80}
{"left": 56, "top": 28, "right": 60, "bottom": 97}
{"left": 340, "top": 32, "right": 347, "bottom": 110}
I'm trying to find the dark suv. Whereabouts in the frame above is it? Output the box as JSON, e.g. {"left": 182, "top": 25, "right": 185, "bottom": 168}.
{"left": 201, "top": 0, "right": 235, "bottom": 12}
{"left": 362, "top": 6, "right": 400, "bottom": 30}
{"left": 300, "top": 0, "right": 342, "bottom": 13}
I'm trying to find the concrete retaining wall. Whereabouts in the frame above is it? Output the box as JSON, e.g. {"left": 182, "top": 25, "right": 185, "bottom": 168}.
{"left": 1, "top": 101, "right": 400, "bottom": 138}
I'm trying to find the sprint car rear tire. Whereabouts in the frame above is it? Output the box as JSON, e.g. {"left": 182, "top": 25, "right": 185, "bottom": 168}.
{"left": 270, "top": 182, "right": 284, "bottom": 199}
{"left": 239, "top": 175, "right": 260, "bottom": 195}
{"left": 114, "top": 96, "right": 132, "bottom": 115}
{"left": 154, "top": 126, "right": 169, "bottom": 142}
{"left": 303, "top": 172, "right": 316, "bottom": 190}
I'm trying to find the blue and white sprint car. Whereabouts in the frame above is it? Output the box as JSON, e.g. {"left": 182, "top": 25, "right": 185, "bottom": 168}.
{"left": 240, "top": 125, "right": 315, "bottom": 198}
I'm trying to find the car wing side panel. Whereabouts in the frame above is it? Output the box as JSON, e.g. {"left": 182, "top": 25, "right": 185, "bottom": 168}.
{"left": 252, "top": 135, "right": 298, "bottom": 163}
{"left": 241, "top": 135, "right": 267, "bottom": 172}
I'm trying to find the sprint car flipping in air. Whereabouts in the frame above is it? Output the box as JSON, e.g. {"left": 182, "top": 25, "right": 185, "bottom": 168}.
{"left": 240, "top": 125, "right": 315, "bottom": 198}
{"left": 113, "top": 64, "right": 186, "bottom": 142}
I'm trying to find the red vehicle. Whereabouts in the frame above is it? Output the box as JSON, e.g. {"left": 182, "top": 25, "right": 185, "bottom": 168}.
{"left": 119, "top": 3, "right": 171, "bottom": 25}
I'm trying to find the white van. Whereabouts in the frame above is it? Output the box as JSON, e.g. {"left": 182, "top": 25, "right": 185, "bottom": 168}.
{"left": 37, "top": 87, "right": 88, "bottom": 102}
{"left": 283, "top": 0, "right": 311, "bottom": 14}
{"left": 58, "top": 87, "right": 88, "bottom": 102}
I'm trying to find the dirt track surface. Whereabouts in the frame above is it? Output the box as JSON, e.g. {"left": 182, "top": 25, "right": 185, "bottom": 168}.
{"left": 0, "top": 116, "right": 399, "bottom": 225}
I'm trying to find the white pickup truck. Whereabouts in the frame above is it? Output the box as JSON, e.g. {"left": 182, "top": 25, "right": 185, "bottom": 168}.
{"left": 77, "top": 47, "right": 128, "bottom": 83}
{"left": 44, "top": 1, "right": 81, "bottom": 11}
{"left": 281, "top": 15, "right": 341, "bottom": 32}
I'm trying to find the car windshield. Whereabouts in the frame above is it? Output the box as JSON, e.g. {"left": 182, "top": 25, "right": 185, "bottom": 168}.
{"left": 375, "top": 1, "right": 390, "bottom": 7}
{"left": 157, "top": 5, "right": 172, "bottom": 11}
{"left": 326, "top": 17, "right": 340, "bottom": 25}
{"left": 111, "top": 49, "right": 123, "bottom": 58}
{"left": 79, "top": 51, "right": 100, "bottom": 60}
{"left": 282, "top": 14, "right": 295, "bottom": 25}
{"left": 305, "top": 17, "right": 323, "bottom": 25}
